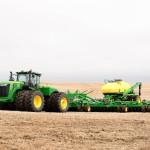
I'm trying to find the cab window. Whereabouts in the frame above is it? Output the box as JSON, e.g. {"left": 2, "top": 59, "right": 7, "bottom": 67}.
{"left": 17, "top": 74, "right": 28, "bottom": 83}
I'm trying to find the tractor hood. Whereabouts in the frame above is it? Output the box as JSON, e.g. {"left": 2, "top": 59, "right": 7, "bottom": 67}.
{"left": 0, "top": 81, "right": 25, "bottom": 102}
{"left": 0, "top": 81, "right": 24, "bottom": 98}
{"left": 0, "top": 81, "right": 24, "bottom": 85}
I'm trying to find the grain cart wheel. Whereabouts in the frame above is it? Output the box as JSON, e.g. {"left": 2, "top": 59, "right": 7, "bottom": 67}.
{"left": 83, "top": 104, "right": 91, "bottom": 112}
{"left": 147, "top": 105, "right": 150, "bottom": 112}
{"left": 134, "top": 95, "right": 141, "bottom": 103}
{"left": 24, "top": 91, "right": 44, "bottom": 112}
{"left": 141, "top": 106, "right": 146, "bottom": 112}
{"left": 122, "top": 105, "right": 128, "bottom": 113}
{"left": 15, "top": 90, "right": 30, "bottom": 111}
{"left": 77, "top": 105, "right": 83, "bottom": 111}
{"left": 51, "top": 92, "right": 69, "bottom": 112}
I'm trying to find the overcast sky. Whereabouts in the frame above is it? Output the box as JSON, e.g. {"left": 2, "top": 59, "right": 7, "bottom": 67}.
{"left": 0, "top": 0, "right": 150, "bottom": 82}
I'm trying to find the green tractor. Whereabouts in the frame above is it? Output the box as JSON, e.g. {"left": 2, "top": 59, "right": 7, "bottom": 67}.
{"left": 0, "top": 70, "right": 69, "bottom": 112}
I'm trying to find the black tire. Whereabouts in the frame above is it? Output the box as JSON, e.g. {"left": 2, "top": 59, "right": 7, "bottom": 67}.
{"left": 117, "top": 105, "right": 121, "bottom": 112}
{"left": 50, "top": 92, "right": 69, "bottom": 112}
{"left": 45, "top": 93, "right": 58, "bottom": 112}
{"left": 83, "top": 104, "right": 91, "bottom": 112}
{"left": 15, "top": 90, "right": 30, "bottom": 111}
{"left": 147, "top": 105, "right": 150, "bottom": 112}
{"left": 24, "top": 91, "right": 44, "bottom": 112}
{"left": 141, "top": 106, "right": 146, "bottom": 112}
{"left": 77, "top": 105, "right": 83, "bottom": 112}
{"left": 134, "top": 95, "right": 141, "bottom": 103}
{"left": 122, "top": 105, "right": 128, "bottom": 113}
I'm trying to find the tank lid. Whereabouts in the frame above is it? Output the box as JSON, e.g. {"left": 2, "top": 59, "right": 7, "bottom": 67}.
{"left": 114, "top": 79, "right": 122, "bottom": 82}
{"left": 105, "top": 79, "right": 122, "bottom": 83}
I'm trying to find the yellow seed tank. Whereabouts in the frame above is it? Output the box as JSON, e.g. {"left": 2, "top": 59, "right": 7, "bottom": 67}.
{"left": 101, "top": 80, "right": 131, "bottom": 94}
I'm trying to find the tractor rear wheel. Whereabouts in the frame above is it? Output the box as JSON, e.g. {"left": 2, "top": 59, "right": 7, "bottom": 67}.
{"left": 50, "top": 92, "right": 69, "bottom": 112}
{"left": 15, "top": 90, "right": 30, "bottom": 111}
{"left": 83, "top": 104, "right": 91, "bottom": 112}
{"left": 24, "top": 91, "right": 44, "bottom": 112}
{"left": 45, "top": 93, "right": 58, "bottom": 112}
{"left": 122, "top": 105, "right": 128, "bottom": 113}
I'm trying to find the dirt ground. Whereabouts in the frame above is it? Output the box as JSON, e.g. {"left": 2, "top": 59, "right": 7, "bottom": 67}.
{"left": 0, "top": 83, "right": 150, "bottom": 150}
{"left": 0, "top": 111, "right": 150, "bottom": 150}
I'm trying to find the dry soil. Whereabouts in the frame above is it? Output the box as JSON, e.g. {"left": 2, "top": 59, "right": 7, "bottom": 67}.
{"left": 0, "top": 83, "right": 150, "bottom": 150}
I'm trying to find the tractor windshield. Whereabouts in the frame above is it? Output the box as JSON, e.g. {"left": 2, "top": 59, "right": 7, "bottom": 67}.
{"left": 17, "top": 74, "right": 29, "bottom": 83}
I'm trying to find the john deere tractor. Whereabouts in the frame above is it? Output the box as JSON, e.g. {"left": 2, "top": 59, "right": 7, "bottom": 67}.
{"left": 0, "top": 70, "right": 69, "bottom": 112}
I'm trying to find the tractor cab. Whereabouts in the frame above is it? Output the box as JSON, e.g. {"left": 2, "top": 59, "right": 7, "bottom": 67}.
{"left": 9, "top": 70, "right": 41, "bottom": 89}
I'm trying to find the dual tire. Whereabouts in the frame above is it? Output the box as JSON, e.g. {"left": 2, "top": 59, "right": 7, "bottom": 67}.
{"left": 15, "top": 90, "right": 44, "bottom": 112}
{"left": 25, "top": 91, "right": 44, "bottom": 112}
{"left": 45, "top": 92, "right": 69, "bottom": 112}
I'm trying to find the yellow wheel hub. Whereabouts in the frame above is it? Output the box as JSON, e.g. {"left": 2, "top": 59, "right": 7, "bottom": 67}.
{"left": 125, "top": 107, "right": 128, "bottom": 112}
{"left": 137, "top": 98, "right": 141, "bottom": 103}
{"left": 87, "top": 106, "right": 91, "bottom": 112}
{"left": 60, "top": 97, "right": 68, "bottom": 109}
{"left": 34, "top": 96, "right": 42, "bottom": 108}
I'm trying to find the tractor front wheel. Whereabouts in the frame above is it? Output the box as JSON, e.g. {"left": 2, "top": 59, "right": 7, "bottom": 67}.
{"left": 24, "top": 91, "right": 44, "bottom": 112}
{"left": 15, "top": 90, "right": 30, "bottom": 111}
